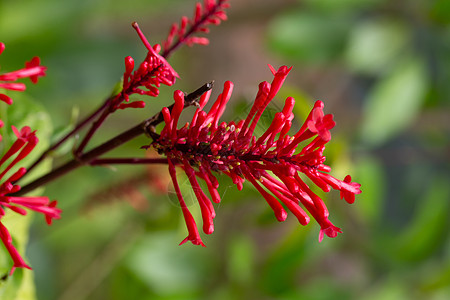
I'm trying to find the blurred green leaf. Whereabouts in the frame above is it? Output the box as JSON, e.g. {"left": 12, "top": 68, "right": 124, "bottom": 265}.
{"left": 345, "top": 19, "right": 411, "bottom": 75}
{"left": 302, "top": 0, "right": 383, "bottom": 13}
{"left": 394, "top": 176, "right": 450, "bottom": 263}
{"left": 125, "top": 232, "right": 210, "bottom": 297}
{"left": 267, "top": 11, "right": 349, "bottom": 64}
{"left": 226, "top": 235, "right": 254, "bottom": 285}
{"left": 260, "top": 226, "right": 312, "bottom": 295}
{"left": 361, "top": 276, "right": 411, "bottom": 300}
{"left": 421, "top": 261, "right": 450, "bottom": 292}
{"left": 360, "top": 57, "right": 428, "bottom": 146}
{"left": 430, "top": 0, "right": 450, "bottom": 24}
{"left": 354, "top": 155, "right": 385, "bottom": 225}
{"left": 283, "top": 280, "right": 352, "bottom": 300}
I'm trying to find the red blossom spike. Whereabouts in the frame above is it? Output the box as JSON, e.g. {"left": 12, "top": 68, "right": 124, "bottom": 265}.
{"left": 0, "top": 43, "right": 46, "bottom": 105}
{"left": 171, "top": 90, "right": 185, "bottom": 142}
{"left": 339, "top": 175, "right": 361, "bottom": 204}
{"left": 110, "top": 23, "right": 179, "bottom": 112}
{"left": 168, "top": 159, "right": 205, "bottom": 247}
{"left": 307, "top": 106, "right": 335, "bottom": 141}
{"left": 184, "top": 161, "right": 215, "bottom": 234}
{"left": 241, "top": 165, "right": 287, "bottom": 222}
{"left": 151, "top": 65, "right": 361, "bottom": 245}
{"left": 117, "top": 101, "right": 146, "bottom": 110}
{"left": 0, "top": 222, "right": 32, "bottom": 275}
{"left": 0, "top": 125, "right": 61, "bottom": 275}
{"left": 161, "top": 0, "right": 230, "bottom": 57}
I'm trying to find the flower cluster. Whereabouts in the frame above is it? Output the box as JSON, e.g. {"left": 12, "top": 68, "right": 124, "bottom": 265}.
{"left": 0, "top": 43, "right": 60, "bottom": 275}
{"left": 0, "top": 43, "right": 46, "bottom": 107}
{"left": 162, "top": 0, "right": 230, "bottom": 55}
{"left": 111, "top": 23, "right": 179, "bottom": 111}
{"left": 0, "top": 126, "right": 61, "bottom": 275}
{"left": 152, "top": 65, "right": 361, "bottom": 246}
{"left": 110, "top": 0, "right": 230, "bottom": 112}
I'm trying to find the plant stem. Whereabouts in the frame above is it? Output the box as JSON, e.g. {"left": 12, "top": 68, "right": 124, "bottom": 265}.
{"left": 90, "top": 158, "right": 168, "bottom": 165}
{"left": 13, "top": 82, "right": 213, "bottom": 196}
{"left": 161, "top": 0, "right": 227, "bottom": 58}
{"left": 24, "top": 98, "right": 112, "bottom": 177}
{"left": 73, "top": 65, "right": 165, "bottom": 157}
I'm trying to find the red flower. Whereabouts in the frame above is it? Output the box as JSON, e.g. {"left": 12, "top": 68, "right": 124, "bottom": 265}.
{"left": 152, "top": 65, "right": 361, "bottom": 246}
{"left": 161, "top": 0, "right": 230, "bottom": 56}
{"left": 0, "top": 43, "right": 46, "bottom": 105}
{"left": 0, "top": 126, "right": 61, "bottom": 275}
{"left": 110, "top": 23, "right": 179, "bottom": 111}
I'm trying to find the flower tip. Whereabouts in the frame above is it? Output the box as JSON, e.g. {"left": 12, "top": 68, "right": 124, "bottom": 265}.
{"left": 10, "top": 264, "right": 32, "bottom": 276}
{"left": 320, "top": 225, "right": 342, "bottom": 242}
{"left": 281, "top": 65, "right": 293, "bottom": 74}
{"left": 0, "top": 93, "right": 13, "bottom": 105}
{"left": 268, "top": 64, "right": 276, "bottom": 75}
{"left": 272, "top": 65, "right": 293, "bottom": 76}
{"left": 318, "top": 229, "right": 324, "bottom": 243}
{"left": 0, "top": 42, "right": 5, "bottom": 55}
{"left": 174, "top": 89, "right": 185, "bottom": 100}
{"left": 276, "top": 209, "right": 288, "bottom": 222}
{"left": 224, "top": 80, "right": 234, "bottom": 90}
{"left": 179, "top": 237, "right": 188, "bottom": 246}
{"left": 203, "top": 223, "right": 214, "bottom": 235}
{"left": 179, "top": 236, "right": 206, "bottom": 247}
{"left": 153, "top": 44, "right": 161, "bottom": 53}
{"left": 314, "top": 100, "right": 324, "bottom": 109}
{"left": 124, "top": 56, "right": 135, "bottom": 73}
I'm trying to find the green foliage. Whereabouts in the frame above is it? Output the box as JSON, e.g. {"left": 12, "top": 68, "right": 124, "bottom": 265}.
{"left": 394, "top": 177, "right": 450, "bottom": 263}
{"left": 360, "top": 57, "right": 428, "bottom": 146}
{"left": 267, "top": 11, "right": 349, "bottom": 64}
{"left": 345, "top": 19, "right": 410, "bottom": 76}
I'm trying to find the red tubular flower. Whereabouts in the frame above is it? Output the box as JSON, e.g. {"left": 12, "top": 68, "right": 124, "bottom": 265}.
{"left": 0, "top": 42, "right": 46, "bottom": 105}
{"left": 110, "top": 23, "right": 179, "bottom": 111}
{"left": 152, "top": 65, "right": 361, "bottom": 246}
{"left": 0, "top": 126, "right": 61, "bottom": 275}
{"left": 161, "top": 0, "right": 230, "bottom": 56}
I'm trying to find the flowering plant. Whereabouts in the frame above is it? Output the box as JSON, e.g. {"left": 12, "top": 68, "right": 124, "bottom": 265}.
{"left": 0, "top": 0, "right": 360, "bottom": 283}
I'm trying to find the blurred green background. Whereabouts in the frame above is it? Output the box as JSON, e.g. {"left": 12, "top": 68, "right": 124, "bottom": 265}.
{"left": 1, "top": 0, "right": 449, "bottom": 299}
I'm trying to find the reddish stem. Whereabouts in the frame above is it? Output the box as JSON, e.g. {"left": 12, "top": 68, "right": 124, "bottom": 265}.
{"left": 24, "top": 98, "right": 112, "bottom": 178}
{"left": 13, "top": 82, "right": 213, "bottom": 196}
{"left": 90, "top": 158, "right": 168, "bottom": 165}
{"left": 161, "top": 0, "right": 227, "bottom": 58}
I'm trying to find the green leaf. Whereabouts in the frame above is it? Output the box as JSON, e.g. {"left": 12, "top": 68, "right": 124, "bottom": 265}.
{"left": 394, "top": 176, "right": 450, "bottom": 263}
{"left": 354, "top": 155, "right": 385, "bottom": 225}
{"left": 226, "top": 235, "right": 254, "bottom": 285}
{"left": 302, "top": 0, "right": 383, "bottom": 13}
{"left": 430, "top": 0, "right": 450, "bottom": 25}
{"left": 360, "top": 57, "right": 428, "bottom": 146}
{"left": 345, "top": 19, "right": 411, "bottom": 75}
{"left": 260, "top": 226, "right": 312, "bottom": 294}
{"left": 125, "top": 232, "right": 210, "bottom": 296}
{"left": 267, "top": 11, "right": 349, "bottom": 64}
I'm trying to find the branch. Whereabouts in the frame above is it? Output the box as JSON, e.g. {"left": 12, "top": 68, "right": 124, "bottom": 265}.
{"left": 13, "top": 81, "right": 213, "bottom": 196}
{"left": 89, "top": 158, "right": 168, "bottom": 165}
